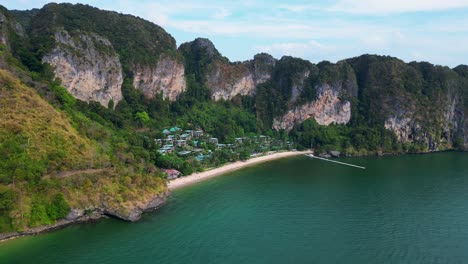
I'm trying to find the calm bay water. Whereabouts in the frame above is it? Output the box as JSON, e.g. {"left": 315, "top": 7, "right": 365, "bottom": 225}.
{"left": 1, "top": 152, "right": 468, "bottom": 264}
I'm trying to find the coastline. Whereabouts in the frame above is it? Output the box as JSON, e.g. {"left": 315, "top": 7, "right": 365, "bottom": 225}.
{"left": 168, "top": 150, "right": 312, "bottom": 190}
{"left": 0, "top": 151, "right": 309, "bottom": 242}
{"left": 1, "top": 150, "right": 462, "bottom": 243}
{"left": 0, "top": 195, "right": 167, "bottom": 243}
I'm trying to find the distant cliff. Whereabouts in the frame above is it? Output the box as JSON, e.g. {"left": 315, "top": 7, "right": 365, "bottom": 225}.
{"left": 11, "top": 3, "right": 186, "bottom": 106}
{"left": 179, "top": 38, "right": 275, "bottom": 100}
{"left": 2, "top": 2, "right": 467, "bottom": 150}
{"left": 42, "top": 30, "right": 123, "bottom": 107}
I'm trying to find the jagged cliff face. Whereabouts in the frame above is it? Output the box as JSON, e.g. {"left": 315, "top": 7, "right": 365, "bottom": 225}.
{"left": 273, "top": 84, "right": 351, "bottom": 131}
{"left": 179, "top": 38, "right": 276, "bottom": 100}
{"left": 0, "top": 12, "right": 8, "bottom": 46}
{"left": 0, "top": 10, "right": 25, "bottom": 49}
{"left": 132, "top": 56, "right": 186, "bottom": 100}
{"left": 290, "top": 70, "right": 311, "bottom": 104}
{"left": 384, "top": 93, "right": 466, "bottom": 151}
{"left": 3, "top": 4, "right": 467, "bottom": 151}
{"left": 208, "top": 53, "right": 276, "bottom": 100}
{"left": 42, "top": 30, "right": 123, "bottom": 107}
{"left": 208, "top": 62, "right": 255, "bottom": 100}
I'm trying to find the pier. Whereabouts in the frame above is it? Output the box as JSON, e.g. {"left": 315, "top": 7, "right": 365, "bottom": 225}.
{"left": 305, "top": 154, "right": 366, "bottom": 169}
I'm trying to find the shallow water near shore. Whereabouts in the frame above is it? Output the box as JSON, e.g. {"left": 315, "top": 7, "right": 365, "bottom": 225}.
{"left": 1, "top": 152, "right": 468, "bottom": 264}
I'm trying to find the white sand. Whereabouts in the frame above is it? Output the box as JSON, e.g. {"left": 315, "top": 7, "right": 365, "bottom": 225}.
{"left": 168, "top": 150, "right": 312, "bottom": 190}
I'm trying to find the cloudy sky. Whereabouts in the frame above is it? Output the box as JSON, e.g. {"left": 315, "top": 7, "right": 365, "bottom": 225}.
{"left": 3, "top": 0, "right": 468, "bottom": 67}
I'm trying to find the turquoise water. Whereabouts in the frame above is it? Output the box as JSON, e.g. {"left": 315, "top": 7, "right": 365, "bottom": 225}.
{"left": 1, "top": 152, "right": 468, "bottom": 263}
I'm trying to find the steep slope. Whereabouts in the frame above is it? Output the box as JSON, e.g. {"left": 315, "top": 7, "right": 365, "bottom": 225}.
{"left": 179, "top": 38, "right": 275, "bottom": 100}
{"left": 0, "top": 68, "right": 168, "bottom": 235}
{"left": 348, "top": 55, "right": 467, "bottom": 151}
{"left": 11, "top": 3, "right": 186, "bottom": 106}
{"left": 0, "top": 69, "right": 99, "bottom": 183}
{"left": 270, "top": 60, "right": 357, "bottom": 130}
{"left": 42, "top": 30, "right": 123, "bottom": 107}
{"left": 268, "top": 55, "right": 467, "bottom": 151}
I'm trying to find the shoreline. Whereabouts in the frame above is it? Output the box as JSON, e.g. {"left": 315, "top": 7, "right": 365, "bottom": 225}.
{"left": 0, "top": 196, "right": 167, "bottom": 243}
{"left": 1, "top": 150, "right": 463, "bottom": 242}
{"left": 168, "top": 150, "right": 312, "bottom": 190}
{"left": 0, "top": 152, "right": 308, "bottom": 242}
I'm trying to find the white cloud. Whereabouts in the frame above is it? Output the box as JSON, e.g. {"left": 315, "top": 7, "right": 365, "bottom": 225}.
{"left": 277, "top": 4, "right": 321, "bottom": 12}
{"left": 331, "top": 0, "right": 468, "bottom": 15}
{"left": 167, "top": 18, "right": 395, "bottom": 40}
{"left": 4, "top": 0, "right": 468, "bottom": 67}
{"left": 212, "top": 8, "right": 231, "bottom": 19}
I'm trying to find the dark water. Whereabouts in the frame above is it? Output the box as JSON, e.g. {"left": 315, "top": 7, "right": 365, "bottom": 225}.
{"left": 1, "top": 152, "right": 468, "bottom": 264}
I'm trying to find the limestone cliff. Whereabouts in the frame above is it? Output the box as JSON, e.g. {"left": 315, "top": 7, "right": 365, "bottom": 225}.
{"left": 132, "top": 55, "right": 186, "bottom": 100}
{"left": 0, "top": 12, "right": 9, "bottom": 46}
{"left": 209, "top": 53, "right": 276, "bottom": 100}
{"left": 179, "top": 38, "right": 276, "bottom": 100}
{"left": 0, "top": 8, "right": 25, "bottom": 49}
{"left": 384, "top": 93, "right": 466, "bottom": 151}
{"left": 42, "top": 30, "right": 123, "bottom": 107}
{"left": 273, "top": 84, "right": 351, "bottom": 131}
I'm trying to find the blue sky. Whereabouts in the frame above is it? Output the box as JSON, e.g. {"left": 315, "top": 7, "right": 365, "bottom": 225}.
{"left": 3, "top": 0, "right": 468, "bottom": 67}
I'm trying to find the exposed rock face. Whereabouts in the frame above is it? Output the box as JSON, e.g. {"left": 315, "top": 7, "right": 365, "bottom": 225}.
{"left": 42, "top": 30, "right": 123, "bottom": 107}
{"left": 384, "top": 93, "right": 466, "bottom": 151}
{"left": 132, "top": 56, "right": 186, "bottom": 100}
{"left": 0, "top": 12, "right": 8, "bottom": 46}
{"left": 208, "top": 62, "right": 256, "bottom": 100}
{"left": 0, "top": 194, "right": 167, "bottom": 241}
{"left": 252, "top": 53, "right": 276, "bottom": 84}
{"left": 385, "top": 116, "right": 414, "bottom": 143}
{"left": 385, "top": 114, "right": 443, "bottom": 151}
{"left": 180, "top": 38, "right": 276, "bottom": 100}
{"left": 121, "top": 195, "right": 167, "bottom": 221}
{"left": 290, "top": 70, "right": 311, "bottom": 103}
{"left": 208, "top": 54, "right": 276, "bottom": 100}
{"left": 103, "top": 195, "right": 167, "bottom": 222}
{"left": 0, "top": 11, "right": 25, "bottom": 49}
{"left": 273, "top": 84, "right": 351, "bottom": 131}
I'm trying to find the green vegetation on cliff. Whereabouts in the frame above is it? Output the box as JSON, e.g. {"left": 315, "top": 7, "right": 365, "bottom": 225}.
{"left": 0, "top": 66, "right": 167, "bottom": 232}
{"left": 0, "top": 2, "right": 467, "bottom": 235}
{"left": 11, "top": 3, "right": 179, "bottom": 72}
{"left": 256, "top": 56, "right": 314, "bottom": 128}
{"left": 0, "top": 69, "right": 99, "bottom": 184}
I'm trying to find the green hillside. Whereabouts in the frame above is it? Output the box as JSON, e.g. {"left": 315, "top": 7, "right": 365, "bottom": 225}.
{"left": 0, "top": 68, "right": 167, "bottom": 232}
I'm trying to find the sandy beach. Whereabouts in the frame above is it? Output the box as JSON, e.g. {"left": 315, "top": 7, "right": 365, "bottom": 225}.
{"left": 168, "top": 150, "right": 312, "bottom": 190}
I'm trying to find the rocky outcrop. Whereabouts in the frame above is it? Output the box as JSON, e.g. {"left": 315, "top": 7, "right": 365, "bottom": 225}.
{"left": 384, "top": 116, "right": 415, "bottom": 143}
{"left": 208, "top": 62, "right": 256, "bottom": 100}
{"left": 208, "top": 54, "right": 276, "bottom": 100}
{"left": 273, "top": 84, "right": 351, "bottom": 131}
{"left": 42, "top": 30, "right": 123, "bottom": 107}
{"left": 384, "top": 92, "right": 467, "bottom": 151}
{"left": 180, "top": 38, "right": 276, "bottom": 100}
{"left": 132, "top": 56, "right": 186, "bottom": 100}
{"left": 290, "top": 70, "right": 311, "bottom": 103}
{"left": 0, "top": 194, "right": 167, "bottom": 242}
{"left": 0, "top": 12, "right": 8, "bottom": 46}
{"left": 0, "top": 10, "right": 25, "bottom": 49}
{"left": 252, "top": 53, "right": 276, "bottom": 84}
{"left": 104, "top": 195, "right": 167, "bottom": 222}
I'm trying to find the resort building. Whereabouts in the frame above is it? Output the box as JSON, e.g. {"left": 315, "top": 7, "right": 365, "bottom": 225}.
{"left": 162, "top": 169, "right": 181, "bottom": 180}
{"left": 194, "top": 130, "right": 204, "bottom": 138}
{"left": 175, "top": 140, "right": 187, "bottom": 147}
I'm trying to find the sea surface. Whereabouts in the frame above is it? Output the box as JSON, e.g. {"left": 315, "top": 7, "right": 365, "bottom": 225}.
{"left": 1, "top": 152, "right": 468, "bottom": 264}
